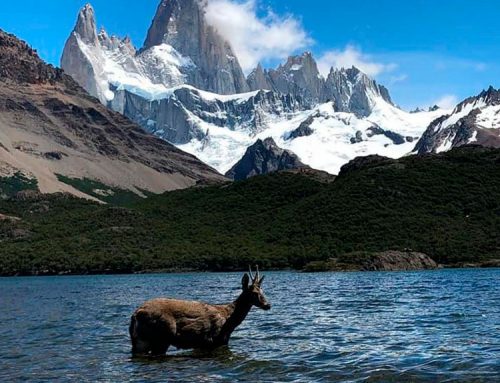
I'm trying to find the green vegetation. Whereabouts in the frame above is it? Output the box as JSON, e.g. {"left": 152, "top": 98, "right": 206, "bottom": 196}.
{"left": 0, "top": 172, "right": 38, "bottom": 198}
{"left": 56, "top": 174, "right": 154, "bottom": 205}
{"left": 0, "top": 146, "right": 499, "bottom": 276}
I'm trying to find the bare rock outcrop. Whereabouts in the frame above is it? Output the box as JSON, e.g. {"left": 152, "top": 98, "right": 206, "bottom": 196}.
{"left": 225, "top": 138, "right": 308, "bottom": 180}
{"left": 305, "top": 251, "right": 439, "bottom": 272}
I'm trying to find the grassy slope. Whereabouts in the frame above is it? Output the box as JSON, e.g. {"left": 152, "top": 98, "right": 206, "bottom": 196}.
{"left": 0, "top": 147, "right": 498, "bottom": 275}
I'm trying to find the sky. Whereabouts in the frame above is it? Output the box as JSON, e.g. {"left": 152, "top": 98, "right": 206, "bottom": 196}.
{"left": 0, "top": 0, "right": 499, "bottom": 110}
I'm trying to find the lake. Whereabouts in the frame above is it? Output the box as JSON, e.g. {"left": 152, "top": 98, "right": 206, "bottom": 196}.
{"left": 0, "top": 269, "right": 498, "bottom": 382}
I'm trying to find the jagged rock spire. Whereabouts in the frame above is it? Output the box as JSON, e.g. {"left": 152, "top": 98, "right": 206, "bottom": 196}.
{"left": 74, "top": 3, "right": 98, "bottom": 45}
{"left": 142, "top": 0, "right": 249, "bottom": 94}
{"left": 247, "top": 63, "right": 272, "bottom": 91}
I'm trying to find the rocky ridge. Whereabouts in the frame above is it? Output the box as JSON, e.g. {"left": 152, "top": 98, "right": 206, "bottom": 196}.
{"left": 225, "top": 138, "right": 308, "bottom": 180}
{"left": 247, "top": 55, "right": 393, "bottom": 118}
{"left": 414, "top": 87, "right": 500, "bottom": 154}
{"left": 0, "top": 29, "right": 224, "bottom": 200}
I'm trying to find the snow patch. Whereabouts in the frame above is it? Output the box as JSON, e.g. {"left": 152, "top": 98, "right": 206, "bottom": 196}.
{"left": 178, "top": 97, "right": 448, "bottom": 175}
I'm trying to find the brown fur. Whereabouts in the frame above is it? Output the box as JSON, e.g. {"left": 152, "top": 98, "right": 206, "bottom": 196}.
{"left": 130, "top": 271, "right": 270, "bottom": 356}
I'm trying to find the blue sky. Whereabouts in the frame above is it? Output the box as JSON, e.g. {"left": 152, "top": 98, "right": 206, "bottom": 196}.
{"left": 0, "top": 0, "right": 498, "bottom": 109}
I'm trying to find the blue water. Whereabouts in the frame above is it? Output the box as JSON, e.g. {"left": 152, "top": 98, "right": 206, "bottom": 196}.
{"left": 0, "top": 269, "right": 498, "bottom": 382}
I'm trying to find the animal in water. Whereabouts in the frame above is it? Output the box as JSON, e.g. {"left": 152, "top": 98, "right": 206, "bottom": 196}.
{"left": 129, "top": 267, "right": 271, "bottom": 356}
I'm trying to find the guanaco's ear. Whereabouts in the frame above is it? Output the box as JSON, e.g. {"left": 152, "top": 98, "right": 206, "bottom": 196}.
{"left": 242, "top": 273, "right": 250, "bottom": 290}
{"left": 258, "top": 275, "right": 265, "bottom": 286}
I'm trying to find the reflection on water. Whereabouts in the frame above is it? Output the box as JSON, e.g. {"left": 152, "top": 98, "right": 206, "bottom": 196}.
{"left": 0, "top": 269, "right": 499, "bottom": 382}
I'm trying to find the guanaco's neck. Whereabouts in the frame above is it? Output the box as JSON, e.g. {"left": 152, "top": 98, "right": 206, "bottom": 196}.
{"left": 220, "top": 293, "right": 252, "bottom": 340}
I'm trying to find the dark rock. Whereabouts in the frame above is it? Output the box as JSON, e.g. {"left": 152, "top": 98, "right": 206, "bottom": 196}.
{"left": 304, "top": 251, "right": 438, "bottom": 272}
{"left": 0, "top": 30, "right": 65, "bottom": 84}
{"left": 428, "top": 105, "right": 440, "bottom": 112}
{"left": 350, "top": 130, "right": 364, "bottom": 144}
{"left": 361, "top": 251, "right": 438, "bottom": 271}
{"left": 410, "top": 107, "right": 425, "bottom": 114}
{"left": 287, "top": 115, "right": 315, "bottom": 140}
{"left": 383, "top": 130, "right": 406, "bottom": 145}
{"left": 225, "top": 138, "right": 308, "bottom": 180}
{"left": 44, "top": 151, "right": 67, "bottom": 161}
{"left": 366, "top": 124, "right": 406, "bottom": 145}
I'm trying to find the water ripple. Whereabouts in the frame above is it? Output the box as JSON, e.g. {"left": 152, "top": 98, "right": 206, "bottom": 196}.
{"left": 0, "top": 269, "right": 499, "bottom": 382}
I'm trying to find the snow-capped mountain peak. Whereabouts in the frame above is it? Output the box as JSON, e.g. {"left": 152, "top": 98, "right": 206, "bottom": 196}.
{"left": 61, "top": 0, "right": 453, "bottom": 177}
{"left": 414, "top": 87, "right": 500, "bottom": 154}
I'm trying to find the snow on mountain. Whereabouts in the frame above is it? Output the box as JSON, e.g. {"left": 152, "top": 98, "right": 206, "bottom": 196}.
{"left": 178, "top": 96, "right": 447, "bottom": 175}
{"left": 61, "top": 2, "right": 452, "bottom": 177}
{"left": 63, "top": 8, "right": 195, "bottom": 104}
{"left": 414, "top": 87, "right": 500, "bottom": 154}
{"left": 0, "top": 29, "right": 224, "bottom": 199}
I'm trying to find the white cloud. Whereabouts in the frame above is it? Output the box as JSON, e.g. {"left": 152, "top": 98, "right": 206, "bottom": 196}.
{"left": 389, "top": 74, "right": 408, "bottom": 85}
{"left": 205, "top": 0, "right": 312, "bottom": 73}
{"left": 433, "top": 94, "right": 458, "bottom": 109}
{"left": 317, "top": 45, "right": 397, "bottom": 77}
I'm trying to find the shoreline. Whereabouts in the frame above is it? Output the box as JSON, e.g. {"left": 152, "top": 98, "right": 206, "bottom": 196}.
{"left": 1, "top": 263, "right": 499, "bottom": 278}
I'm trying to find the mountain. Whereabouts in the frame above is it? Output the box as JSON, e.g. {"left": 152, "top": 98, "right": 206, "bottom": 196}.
{"left": 2, "top": 146, "right": 499, "bottom": 275}
{"left": 0, "top": 29, "right": 223, "bottom": 201}
{"left": 414, "top": 87, "right": 500, "bottom": 154}
{"left": 324, "top": 66, "right": 393, "bottom": 117}
{"left": 109, "top": 86, "right": 303, "bottom": 145}
{"left": 247, "top": 54, "right": 393, "bottom": 118}
{"left": 178, "top": 100, "right": 445, "bottom": 175}
{"left": 61, "top": 2, "right": 449, "bottom": 177}
{"left": 256, "top": 52, "right": 324, "bottom": 105}
{"left": 61, "top": 1, "right": 248, "bottom": 105}
{"left": 143, "top": 0, "right": 248, "bottom": 94}
{"left": 225, "top": 138, "right": 308, "bottom": 180}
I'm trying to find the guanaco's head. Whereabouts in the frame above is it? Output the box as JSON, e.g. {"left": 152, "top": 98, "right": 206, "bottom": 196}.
{"left": 241, "top": 266, "right": 271, "bottom": 311}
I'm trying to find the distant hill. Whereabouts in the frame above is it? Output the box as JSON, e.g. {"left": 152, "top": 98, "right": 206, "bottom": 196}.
{"left": 0, "top": 146, "right": 499, "bottom": 276}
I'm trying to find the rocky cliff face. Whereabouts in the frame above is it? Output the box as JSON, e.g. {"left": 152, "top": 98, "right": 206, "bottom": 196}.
{"left": 143, "top": 0, "right": 248, "bottom": 95}
{"left": 0, "top": 29, "right": 224, "bottom": 200}
{"left": 246, "top": 54, "right": 394, "bottom": 117}
{"left": 264, "top": 52, "right": 324, "bottom": 104}
{"left": 414, "top": 87, "right": 500, "bottom": 154}
{"left": 61, "top": 1, "right": 248, "bottom": 102}
{"left": 325, "top": 67, "right": 393, "bottom": 117}
{"left": 110, "top": 87, "right": 304, "bottom": 144}
{"left": 61, "top": 4, "right": 105, "bottom": 102}
{"left": 247, "top": 63, "right": 273, "bottom": 91}
{"left": 225, "top": 138, "right": 308, "bottom": 180}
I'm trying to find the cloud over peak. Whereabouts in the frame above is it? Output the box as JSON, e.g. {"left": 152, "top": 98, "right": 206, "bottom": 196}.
{"left": 433, "top": 94, "right": 459, "bottom": 110}
{"left": 317, "top": 45, "right": 397, "bottom": 78}
{"left": 205, "top": 0, "right": 312, "bottom": 73}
